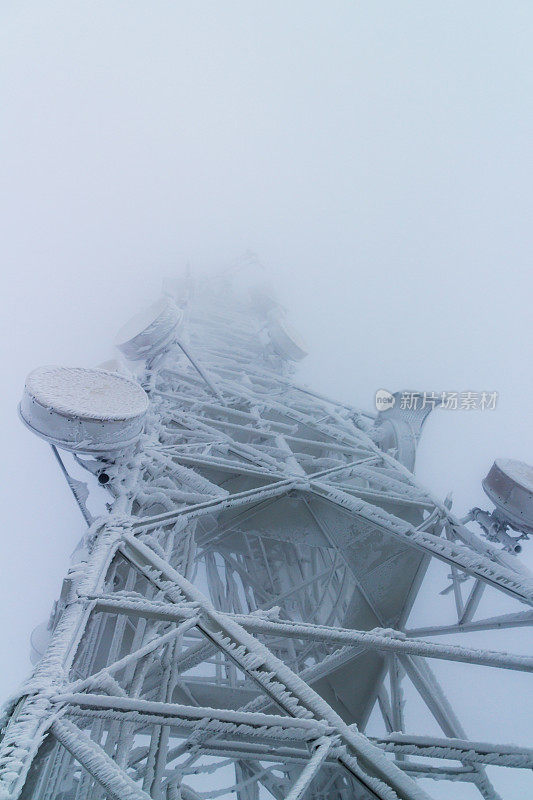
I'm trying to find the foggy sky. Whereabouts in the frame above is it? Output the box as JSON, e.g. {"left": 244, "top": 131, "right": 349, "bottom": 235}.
{"left": 1, "top": 3, "right": 532, "bottom": 798}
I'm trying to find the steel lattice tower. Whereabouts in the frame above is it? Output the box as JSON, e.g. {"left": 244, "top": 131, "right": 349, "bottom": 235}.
{"left": 1, "top": 272, "right": 532, "bottom": 800}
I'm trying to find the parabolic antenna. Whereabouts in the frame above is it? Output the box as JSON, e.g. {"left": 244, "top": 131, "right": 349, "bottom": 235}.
{"left": 20, "top": 366, "right": 149, "bottom": 453}
{"left": 115, "top": 296, "right": 183, "bottom": 361}
{"left": 30, "top": 621, "right": 52, "bottom": 666}
{"left": 482, "top": 458, "right": 533, "bottom": 533}
{"left": 268, "top": 316, "right": 308, "bottom": 361}
{"left": 375, "top": 390, "right": 441, "bottom": 471}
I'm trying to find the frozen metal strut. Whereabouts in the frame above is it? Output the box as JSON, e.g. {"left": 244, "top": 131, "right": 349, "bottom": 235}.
{"left": 1, "top": 271, "right": 532, "bottom": 800}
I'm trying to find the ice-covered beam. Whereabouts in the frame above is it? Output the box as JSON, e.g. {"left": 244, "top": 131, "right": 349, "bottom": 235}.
{"left": 132, "top": 476, "right": 298, "bottom": 530}
{"left": 310, "top": 481, "right": 533, "bottom": 606}
{"left": 284, "top": 737, "right": 334, "bottom": 800}
{"left": 62, "top": 616, "right": 199, "bottom": 696}
{"left": 0, "top": 520, "right": 128, "bottom": 800}
{"left": 371, "top": 733, "right": 533, "bottom": 769}
{"left": 51, "top": 694, "right": 330, "bottom": 738}
{"left": 50, "top": 717, "right": 151, "bottom": 800}
{"left": 405, "top": 610, "right": 533, "bottom": 637}
{"left": 130, "top": 457, "right": 379, "bottom": 531}
{"left": 154, "top": 389, "right": 296, "bottom": 432}
{"left": 92, "top": 593, "right": 531, "bottom": 674}
{"left": 132, "top": 456, "right": 416, "bottom": 531}
{"left": 149, "top": 449, "right": 280, "bottom": 479}
{"left": 229, "top": 614, "right": 533, "bottom": 673}
{"left": 119, "top": 531, "right": 433, "bottom": 800}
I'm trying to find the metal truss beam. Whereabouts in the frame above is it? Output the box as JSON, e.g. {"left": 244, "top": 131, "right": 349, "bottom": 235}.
{"left": 131, "top": 458, "right": 380, "bottom": 531}
{"left": 3, "top": 281, "right": 532, "bottom": 800}
{"left": 406, "top": 610, "right": 533, "bottom": 637}
{"left": 52, "top": 694, "right": 329, "bottom": 738}
{"left": 51, "top": 717, "right": 151, "bottom": 800}
{"left": 310, "top": 482, "right": 533, "bottom": 606}
{"left": 284, "top": 737, "right": 334, "bottom": 800}
{"left": 371, "top": 733, "right": 533, "bottom": 769}
{"left": 88, "top": 595, "right": 533, "bottom": 672}
{"left": 119, "top": 530, "right": 433, "bottom": 800}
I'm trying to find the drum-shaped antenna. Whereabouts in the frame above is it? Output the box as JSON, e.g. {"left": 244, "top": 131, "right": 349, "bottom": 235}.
{"left": 115, "top": 297, "right": 182, "bottom": 361}
{"left": 268, "top": 316, "right": 308, "bottom": 361}
{"left": 20, "top": 366, "right": 149, "bottom": 453}
{"left": 482, "top": 458, "right": 533, "bottom": 533}
{"left": 30, "top": 621, "right": 52, "bottom": 665}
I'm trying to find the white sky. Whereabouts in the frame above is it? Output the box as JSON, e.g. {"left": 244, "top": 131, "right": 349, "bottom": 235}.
{"left": 1, "top": 3, "right": 532, "bottom": 798}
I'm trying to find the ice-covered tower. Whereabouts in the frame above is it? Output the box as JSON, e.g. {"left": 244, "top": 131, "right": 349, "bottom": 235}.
{"left": 1, "top": 273, "right": 532, "bottom": 800}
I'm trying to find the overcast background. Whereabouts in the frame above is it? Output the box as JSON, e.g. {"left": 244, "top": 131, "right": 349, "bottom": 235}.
{"left": 1, "top": 2, "right": 532, "bottom": 798}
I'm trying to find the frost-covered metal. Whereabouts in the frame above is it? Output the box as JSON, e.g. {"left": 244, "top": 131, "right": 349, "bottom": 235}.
{"left": 1, "top": 272, "right": 531, "bottom": 800}
{"left": 19, "top": 367, "right": 149, "bottom": 453}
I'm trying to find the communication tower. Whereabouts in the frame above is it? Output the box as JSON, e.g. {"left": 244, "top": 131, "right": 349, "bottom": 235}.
{"left": 1, "top": 271, "right": 532, "bottom": 800}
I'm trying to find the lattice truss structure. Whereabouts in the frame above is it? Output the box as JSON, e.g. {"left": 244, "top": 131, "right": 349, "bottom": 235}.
{"left": 1, "top": 277, "right": 532, "bottom": 800}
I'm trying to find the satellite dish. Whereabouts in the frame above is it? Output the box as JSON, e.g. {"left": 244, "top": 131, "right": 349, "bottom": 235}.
{"left": 268, "top": 316, "right": 308, "bottom": 361}
{"left": 20, "top": 366, "right": 149, "bottom": 453}
{"left": 115, "top": 297, "right": 183, "bottom": 361}
{"left": 375, "top": 391, "right": 441, "bottom": 471}
{"left": 482, "top": 458, "right": 533, "bottom": 534}
{"left": 30, "top": 621, "right": 52, "bottom": 665}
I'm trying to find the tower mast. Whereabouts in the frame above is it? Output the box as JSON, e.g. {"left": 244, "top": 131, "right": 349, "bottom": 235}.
{"left": 1, "top": 274, "right": 531, "bottom": 800}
